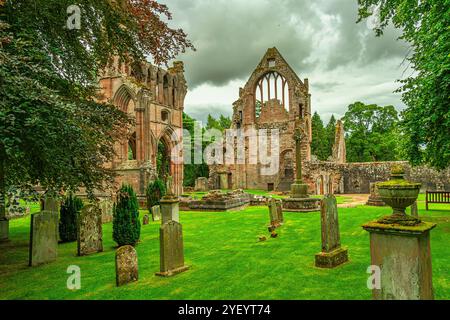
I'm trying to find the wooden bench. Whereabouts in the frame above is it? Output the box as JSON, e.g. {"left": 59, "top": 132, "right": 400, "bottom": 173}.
{"left": 426, "top": 191, "right": 450, "bottom": 210}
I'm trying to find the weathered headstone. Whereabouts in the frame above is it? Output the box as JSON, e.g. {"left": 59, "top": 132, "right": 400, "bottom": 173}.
{"left": 77, "top": 205, "right": 103, "bottom": 256}
{"left": 40, "top": 197, "right": 60, "bottom": 213}
{"left": 276, "top": 200, "right": 284, "bottom": 224}
{"left": 115, "top": 245, "right": 138, "bottom": 287}
{"left": 152, "top": 205, "right": 161, "bottom": 221}
{"left": 29, "top": 211, "right": 59, "bottom": 267}
{"left": 315, "top": 195, "right": 348, "bottom": 268}
{"left": 267, "top": 198, "right": 281, "bottom": 228}
{"left": 143, "top": 214, "right": 150, "bottom": 225}
{"left": 194, "top": 177, "right": 209, "bottom": 192}
{"left": 410, "top": 201, "right": 418, "bottom": 218}
{"left": 99, "top": 199, "right": 113, "bottom": 224}
{"left": 155, "top": 220, "right": 189, "bottom": 277}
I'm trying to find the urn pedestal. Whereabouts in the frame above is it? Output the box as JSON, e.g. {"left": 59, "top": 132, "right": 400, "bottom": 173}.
{"left": 363, "top": 221, "right": 436, "bottom": 300}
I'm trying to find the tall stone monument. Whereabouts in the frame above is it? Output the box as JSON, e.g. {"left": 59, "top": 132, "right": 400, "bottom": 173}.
{"left": 315, "top": 195, "right": 348, "bottom": 268}
{"left": 29, "top": 211, "right": 59, "bottom": 266}
{"left": 116, "top": 245, "right": 139, "bottom": 287}
{"left": 77, "top": 205, "right": 103, "bottom": 256}
{"left": 282, "top": 119, "right": 320, "bottom": 212}
{"left": 156, "top": 220, "right": 189, "bottom": 277}
{"left": 363, "top": 166, "right": 436, "bottom": 300}
{"left": 160, "top": 176, "right": 179, "bottom": 224}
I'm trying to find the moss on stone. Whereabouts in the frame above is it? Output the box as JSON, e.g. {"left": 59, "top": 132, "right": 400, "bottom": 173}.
{"left": 377, "top": 179, "right": 421, "bottom": 189}
{"left": 362, "top": 220, "right": 437, "bottom": 233}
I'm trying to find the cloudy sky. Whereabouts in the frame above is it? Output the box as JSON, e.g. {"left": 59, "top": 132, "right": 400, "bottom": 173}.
{"left": 163, "top": 0, "right": 411, "bottom": 125}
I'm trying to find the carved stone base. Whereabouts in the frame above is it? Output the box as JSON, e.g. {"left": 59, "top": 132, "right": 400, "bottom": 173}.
{"left": 282, "top": 198, "right": 320, "bottom": 212}
{"left": 366, "top": 197, "right": 386, "bottom": 206}
{"left": 155, "top": 265, "right": 190, "bottom": 277}
{"left": 315, "top": 247, "right": 348, "bottom": 268}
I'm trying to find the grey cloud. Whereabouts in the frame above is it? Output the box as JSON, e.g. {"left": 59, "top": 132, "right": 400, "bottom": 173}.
{"left": 165, "top": 0, "right": 408, "bottom": 89}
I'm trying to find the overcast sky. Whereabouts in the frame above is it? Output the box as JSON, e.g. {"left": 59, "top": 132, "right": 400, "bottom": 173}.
{"left": 164, "top": 0, "right": 411, "bottom": 125}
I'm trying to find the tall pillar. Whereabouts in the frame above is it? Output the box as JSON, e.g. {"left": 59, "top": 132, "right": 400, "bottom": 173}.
{"left": 0, "top": 152, "right": 9, "bottom": 242}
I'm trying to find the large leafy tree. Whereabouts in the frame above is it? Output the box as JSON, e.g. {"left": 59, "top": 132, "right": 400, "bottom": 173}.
{"left": 357, "top": 0, "right": 450, "bottom": 169}
{"left": 0, "top": 1, "right": 194, "bottom": 237}
{"left": 342, "top": 102, "right": 401, "bottom": 162}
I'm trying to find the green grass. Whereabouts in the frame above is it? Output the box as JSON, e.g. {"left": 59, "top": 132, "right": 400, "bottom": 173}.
{"left": 0, "top": 196, "right": 448, "bottom": 300}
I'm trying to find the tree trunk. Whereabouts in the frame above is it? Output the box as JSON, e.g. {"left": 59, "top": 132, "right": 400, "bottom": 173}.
{"left": 0, "top": 143, "right": 9, "bottom": 241}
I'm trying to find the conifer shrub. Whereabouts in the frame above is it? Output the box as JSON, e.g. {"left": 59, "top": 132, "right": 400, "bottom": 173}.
{"left": 113, "top": 184, "right": 141, "bottom": 247}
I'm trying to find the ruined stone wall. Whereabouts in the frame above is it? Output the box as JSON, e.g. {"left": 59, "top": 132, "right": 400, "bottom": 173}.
{"left": 97, "top": 59, "right": 187, "bottom": 196}
{"left": 304, "top": 161, "right": 450, "bottom": 195}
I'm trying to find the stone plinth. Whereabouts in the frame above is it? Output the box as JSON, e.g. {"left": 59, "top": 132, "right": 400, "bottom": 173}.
{"left": 363, "top": 221, "right": 436, "bottom": 300}
{"left": 366, "top": 182, "right": 386, "bottom": 206}
{"left": 116, "top": 245, "right": 138, "bottom": 287}
{"left": 156, "top": 220, "right": 189, "bottom": 277}
{"left": 187, "top": 191, "right": 251, "bottom": 212}
{"left": 291, "top": 183, "right": 309, "bottom": 198}
{"left": 282, "top": 198, "right": 319, "bottom": 212}
{"left": 29, "top": 211, "right": 59, "bottom": 267}
{"left": 160, "top": 197, "right": 179, "bottom": 224}
{"left": 315, "top": 195, "right": 348, "bottom": 268}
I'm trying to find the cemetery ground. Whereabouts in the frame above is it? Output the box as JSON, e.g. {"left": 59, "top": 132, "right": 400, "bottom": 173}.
{"left": 0, "top": 194, "right": 448, "bottom": 300}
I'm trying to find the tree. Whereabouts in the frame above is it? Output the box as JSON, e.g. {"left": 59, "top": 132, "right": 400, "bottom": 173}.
{"left": 325, "top": 115, "right": 337, "bottom": 159}
{"left": 113, "top": 184, "right": 140, "bottom": 247}
{"left": 311, "top": 112, "right": 328, "bottom": 161}
{"left": 0, "top": 1, "right": 193, "bottom": 239}
{"left": 59, "top": 193, "right": 84, "bottom": 243}
{"left": 183, "top": 112, "right": 209, "bottom": 187}
{"left": 357, "top": 0, "right": 450, "bottom": 169}
{"left": 146, "top": 179, "right": 166, "bottom": 213}
{"left": 342, "top": 102, "right": 401, "bottom": 162}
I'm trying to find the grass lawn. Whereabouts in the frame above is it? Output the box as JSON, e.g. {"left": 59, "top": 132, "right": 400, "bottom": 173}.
{"left": 0, "top": 194, "right": 448, "bottom": 300}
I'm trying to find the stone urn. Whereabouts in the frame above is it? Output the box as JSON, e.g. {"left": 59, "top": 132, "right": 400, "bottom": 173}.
{"left": 376, "top": 165, "right": 421, "bottom": 226}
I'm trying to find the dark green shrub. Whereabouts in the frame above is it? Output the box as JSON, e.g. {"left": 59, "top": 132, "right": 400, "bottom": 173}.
{"left": 146, "top": 179, "right": 166, "bottom": 212}
{"left": 59, "top": 193, "right": 84, "bottom": 243}
{"left": 113, "top": 184, "right": 141, "bottom": 247}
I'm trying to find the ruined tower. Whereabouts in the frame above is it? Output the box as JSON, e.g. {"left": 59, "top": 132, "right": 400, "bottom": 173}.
{"left": 210, "top": 47, "right": 312, "bottom": 191}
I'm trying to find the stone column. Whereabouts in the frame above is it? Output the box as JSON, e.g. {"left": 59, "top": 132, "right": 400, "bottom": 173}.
{"left": 410, "top": 201, "right": 418, "bottom": 218}
{"left": 363, "top": 221, "right": 436, "bottom": 300}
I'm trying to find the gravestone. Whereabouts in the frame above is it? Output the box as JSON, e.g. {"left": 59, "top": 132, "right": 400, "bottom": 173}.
{"left": 29, "top": 211, "right": 59, "bottom": 267}
{"left": 99, "top": 199, "right": 113, "bottom": 224}
{"left": 276, "top": 201, "right": 284, "bottom": 224}
{"left": 77, "top": 205, "right": 103, "bottom": 256}
{"left": 315, "top": 195, "right": 348, "bottom": 268}
{"left": 143, "top": 214, "right": 150, "bottom": 225}
{"left": 410, "top": 201, "right": 418, "bottom": 218}
{"left": 115, "top": 245, "right": 138, "bottom": 287}
{"left": 267, "top": 198, "right": 283, "bottom": 228}
{"left": 194, "top": 177, "right": 209, "bottom": 192}
{"left": 41, "top": 197, "right": 60, "bottom": 213}
{"left": 156, "top": 220, "right": 189, "bottom": 277}
{"left": 152, "top": 205, "right": 161, "bottom": 221}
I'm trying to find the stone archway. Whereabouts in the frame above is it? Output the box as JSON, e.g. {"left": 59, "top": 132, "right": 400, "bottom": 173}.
{"left": 157, "top": 127, "right": 183, "bottom": 195}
